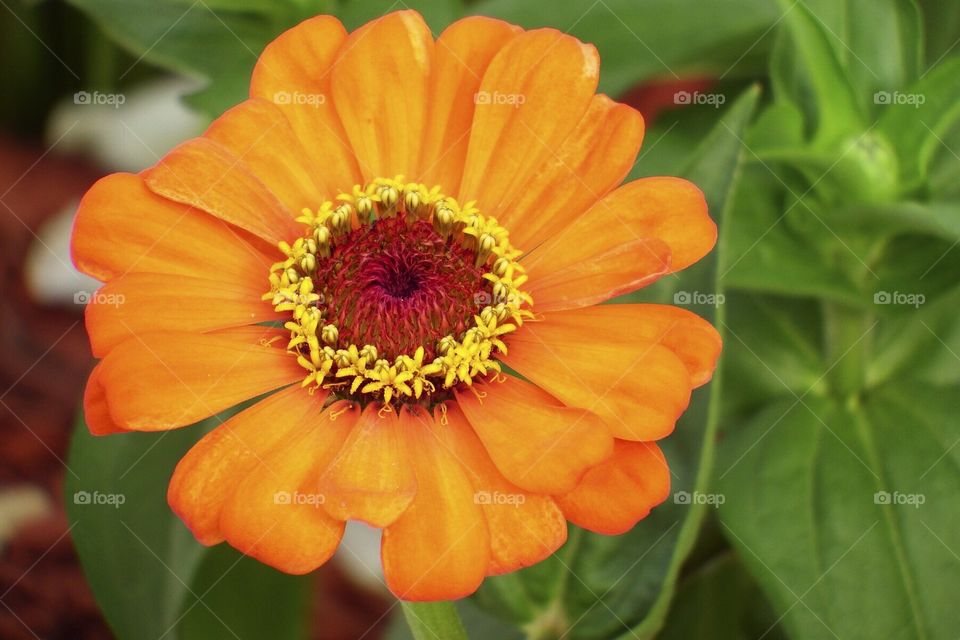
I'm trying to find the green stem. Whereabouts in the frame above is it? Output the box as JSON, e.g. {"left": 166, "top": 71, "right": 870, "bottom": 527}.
{"left": 823, "top": 301, "right": 872, "bottom": 401}
{"left": 401, "top": 601, "right": 469, "bottom": 640}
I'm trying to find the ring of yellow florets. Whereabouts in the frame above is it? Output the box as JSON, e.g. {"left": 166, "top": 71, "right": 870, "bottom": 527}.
{"left": 263, "top": 176, "right": 533, "bottom": 406}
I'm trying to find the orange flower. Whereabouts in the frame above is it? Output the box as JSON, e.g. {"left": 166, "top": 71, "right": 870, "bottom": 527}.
{"left": 73, "top": 11, "right": 720, "bottom": 601}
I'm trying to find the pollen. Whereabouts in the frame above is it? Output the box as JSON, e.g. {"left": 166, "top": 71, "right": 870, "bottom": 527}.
{"left": 264, "top": 177, "right": 533, "bottom": 407}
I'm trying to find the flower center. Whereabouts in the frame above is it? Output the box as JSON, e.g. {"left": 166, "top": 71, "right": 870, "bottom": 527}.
{"left": 264, "top": 177, "right": 533, "bottom": 407}
{"left": 315, "top": 217, "right": 485, "bottom": 361}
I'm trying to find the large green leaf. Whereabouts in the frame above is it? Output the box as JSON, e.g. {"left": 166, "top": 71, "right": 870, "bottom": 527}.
{"left": 721, "top": 292, "right": 825, "bottom": 415}
{"left": 717, "top": 382, "right": 960, "bottom": 639}
{"left": 65, "top": 418, "right": 210, "bottom": 639}
{"left": 657, "top": 552, "right": 786, "bottom": 640}
{"left": 179, "top": 546, "right": 311, "bottom": 640}
{"left": 470, "top": 0, "right": 780, "bottom": 96}
{"left": 472, "top": 87, "right": 758, "bottom": 640}
{"left": 65, "top": 411, "right": 311, "bottom": 639}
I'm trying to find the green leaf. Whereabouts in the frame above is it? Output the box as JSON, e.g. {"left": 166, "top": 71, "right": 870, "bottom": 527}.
{"left": 470, "top": 0, "right": 781, "bottom": 96}
{"left": 66, "top": 0, "right": 325, "bottom": 116}
{"left": 717, "top": 383, "right": 960, "bottom": 640}
{"left": 721, "top": 292, "right": 826, "bottom": 414}
{"left": 65, "top": 417, "right": 210, "bottom": 640}
{"left": 473, "top": 87, "right": 759, "bottom": 640}
{"left": 878, "top": 57, "right": 960, "bottom": 191}
{"left": 721, "top": 165, "right": 864, "bottom": 304}
{"left": 179, "top": 545, "right": 311, "bottom": 640}
{"left": 832, "top": 200, "right": 960, "bottom": 242}
{"left": 921, "top": 0, "right": 960, "bottom": 67}
{"left": 868, "top": 283, "right": 960, "bottom": 388}
{"left": 657, "top": 552, "right": 786, "bottom": 640}
{"left": 867, "top": 236, "right": 960, "bottom": 387}
{"left": 771, "top": 0, "right": 865, "bottom": 148}
{"left": 788, "top": 0, "right": 922, "bottom": 110}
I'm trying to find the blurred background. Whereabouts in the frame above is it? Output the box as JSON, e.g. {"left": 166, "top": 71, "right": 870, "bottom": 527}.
{"left": 1, "top": 0, "right": 958, "bottom": 639}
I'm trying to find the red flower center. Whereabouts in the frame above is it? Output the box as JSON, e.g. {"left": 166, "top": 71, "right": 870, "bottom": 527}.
{"left": 314, "top": 217, "right": 486, "bottom": 361}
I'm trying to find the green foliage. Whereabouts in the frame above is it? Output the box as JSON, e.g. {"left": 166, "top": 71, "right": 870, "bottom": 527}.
{"left": 717, "top": 385, "right": 960, "bottom": 639}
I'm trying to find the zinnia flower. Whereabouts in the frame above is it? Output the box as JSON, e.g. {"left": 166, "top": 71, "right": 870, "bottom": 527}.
{"left": 73, "top": 10, "right": 721, "bottom": 601}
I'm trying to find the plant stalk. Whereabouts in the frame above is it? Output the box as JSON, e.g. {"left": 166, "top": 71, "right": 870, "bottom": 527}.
{"left": 401, "top": 600, "right": 469, "bottom": 640}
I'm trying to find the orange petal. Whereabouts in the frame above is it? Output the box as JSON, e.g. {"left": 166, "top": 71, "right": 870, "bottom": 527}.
{"left": 381, "top": 407, "right": 489, "bottom": 601}
{"left": 142, "top": 137, "right": 301, "bottom": 245}
{"left": 82, "top": 364, "right": 127, "bottom": 436}
{"left": 168, "top": 385, "right": 330, "bottom": 545}
{"left": 71, "top": 173, "right": 274, "bottom": 283}
{"left": 249, "top": 15, "right": 361, "bottom": 197}
{"left": 331, "top": 11, "right": 433, "bottom": 180}
{"left": 455, "top": 376, "right": 612, "bottom": 494}
{"left": 459, "top": 29, "right": 599, "bottom": 215}
{"left": 204, "top": 98, "right": 324, "bottom": 213}
{"left": 502, "top": 310, "right": 693, "bottom": 441}
{"left": 98, "top": 326, "right": 302, "bottom": 431}
{"left": 556, "top": 440, "right": 670, "bottom": 535}
{"left": 319, "top": 403, "right": 417, "bottom": 528}
{"left": 576, "top": 176, "right": 716, "bottom": 273}
{"left": 85, "top": 273, "right": 278, "bottom": 358}
{"left": 441, "top": 403, "right": 567, "bottom": 575}
{"left": 501, "top": 94, "right": 645, "bottom": 249}
{"left": 418, "top": 16, "right": 519, "bottom": 194}
{"left": 525, "top": 236, "right": 671, "bottom": 312}
{"left": 218, "top": 401, "right": 353, "bottom": 574}
{"left": 553, "top": 304, "right": 722, "bottom": 387}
